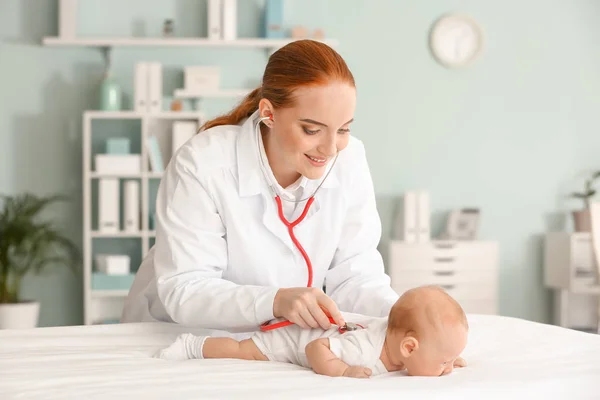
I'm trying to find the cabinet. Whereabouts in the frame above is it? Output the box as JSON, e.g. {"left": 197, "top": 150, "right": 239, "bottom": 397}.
{"left": 387, "top": 240, "right": 499, "bottom": 315}
{"left": 543, "top": 232, "right": 600, "bottom": 331}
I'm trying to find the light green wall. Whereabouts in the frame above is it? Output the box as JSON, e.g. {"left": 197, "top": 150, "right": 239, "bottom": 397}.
{"left": 2, "top": 0, "right": 600, "bottom": 326}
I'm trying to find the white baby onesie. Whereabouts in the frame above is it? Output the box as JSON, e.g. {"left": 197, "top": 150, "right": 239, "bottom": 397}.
{"left": 156, "top": 316, "right": 390, "bottom": 376}
{"left": 251, "top": 316, "right": 388, "bottom": 376}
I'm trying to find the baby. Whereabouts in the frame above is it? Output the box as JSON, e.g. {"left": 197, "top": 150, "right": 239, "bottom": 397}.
{"left": 154, "top": 285, "right": 469, "bottom": 378}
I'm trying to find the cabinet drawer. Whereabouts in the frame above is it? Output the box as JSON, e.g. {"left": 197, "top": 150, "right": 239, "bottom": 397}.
{"left": 392, "top": 282, "right": 496, "bottom": 302}
{"left": 390, "top": 268, "right": 496, "bottom": 288}
{"left": 459, "top": 299, "right": 497, "bottom": 315}
{"left": 571, "top": 235, "right": 596, "bottom": 271}
{"left": 389, "top": 241, "right": 498, "bottom": 272}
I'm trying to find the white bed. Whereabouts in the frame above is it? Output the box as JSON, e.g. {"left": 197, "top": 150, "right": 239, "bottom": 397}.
{"left": 1, "top": 314, "right": 599, "bottom": 400}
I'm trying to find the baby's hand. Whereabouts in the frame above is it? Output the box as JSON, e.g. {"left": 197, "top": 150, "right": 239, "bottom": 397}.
{"left": 453, "top": 357, "right": 467, "bottom": 368}
{"left": 343, "top": 366, "right": 372, "bottom": 379}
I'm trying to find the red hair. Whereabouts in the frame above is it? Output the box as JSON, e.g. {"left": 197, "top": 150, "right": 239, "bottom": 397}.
{"left": 199, "top": 39, "right": 355, "bottom": 131}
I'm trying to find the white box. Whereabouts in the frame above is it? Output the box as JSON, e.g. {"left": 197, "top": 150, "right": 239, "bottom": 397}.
{"left": 184, "top": 66, "right": 220, "bottom": 93}
{"left": 416, "top": 191, "right": 430, "bottom": 242}
{"left": 99, "top": 178, "right": 119, "bottom": 233}
{"left": 95, "top": 254, "right": 130, "bottom": 275}
{"left": 394, "top": 191, "right": 417, "bottom": 242}
{"left": 134, "top": 62, "right": 149, "bottom": 112}
{"left": 172, "top": 121, "right": 198, "bottom": 156}
{"left": 221, "top": 0, "right": 237, "bottom": 40}
{"left": 208, "top": 0, "right": 223, "bottom": 40}
{"left": 59, "top": 0, "right": 77, "bottom": 38}
{"left": 95, "top": 154, "right": 141, "bottom": 175}
{"left": 123, "top": 180, "right": 140, "bottom": 232}
{"left": 148, "top": 62, "right": 162, "bottom": 113}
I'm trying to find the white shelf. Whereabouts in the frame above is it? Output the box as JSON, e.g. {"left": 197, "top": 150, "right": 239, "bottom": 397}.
{"left": 90, "top": 172, "right": 143, "bottom": 179}
{"left": 92, "top": 290, "right": 130, "bottom": 298}
{"left": 91, "top": 231, "right": 145, "bottom": 238}
{"left": 84, "top": 111, "right": 203, "bottom": 120}
{"left": 174, "top": 89, "right": 251, "bottom": 99}
{"left": 43, "top": 37, "right": 338, "bottom": 48}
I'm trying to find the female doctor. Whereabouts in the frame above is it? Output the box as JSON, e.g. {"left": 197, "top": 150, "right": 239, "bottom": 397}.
{"left": 121, "top": 39, "right": 399, "bottom": 331}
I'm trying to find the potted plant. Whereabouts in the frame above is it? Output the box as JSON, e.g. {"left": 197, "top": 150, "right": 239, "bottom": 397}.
{"left": 569, "top": 170, "right": 600, "bottom": 232}
{"left": 0, "top": 193, "right": 81, "bottom": 329}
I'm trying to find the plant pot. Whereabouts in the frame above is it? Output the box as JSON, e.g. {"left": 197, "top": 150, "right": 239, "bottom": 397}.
{"left": 0, "top": 301, "right": 40, "bottom": 329}
{"left": 572, "top": 209, "right": 591, "bottom": 232}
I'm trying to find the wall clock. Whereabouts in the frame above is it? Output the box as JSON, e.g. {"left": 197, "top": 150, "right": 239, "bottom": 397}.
{"left": 429, "top": 14, "right": 484, "bottom": 67}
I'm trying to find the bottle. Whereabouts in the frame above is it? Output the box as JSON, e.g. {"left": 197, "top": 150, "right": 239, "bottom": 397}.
{"left": 99, "top": 62, "right": 122, "bottom": 111}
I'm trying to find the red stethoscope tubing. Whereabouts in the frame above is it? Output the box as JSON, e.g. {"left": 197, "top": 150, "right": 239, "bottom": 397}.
{"left": 260, "top": 195, "right": 317, "bottom": 332}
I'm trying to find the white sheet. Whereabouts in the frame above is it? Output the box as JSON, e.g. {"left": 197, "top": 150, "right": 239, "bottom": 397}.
{"left": 1, "top": 314, "right": 599, "bottom": 400}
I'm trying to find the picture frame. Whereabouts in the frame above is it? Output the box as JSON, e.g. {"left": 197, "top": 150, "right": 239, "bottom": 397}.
{"left": 442, "top": 208, "right": 480, "bottom": 240}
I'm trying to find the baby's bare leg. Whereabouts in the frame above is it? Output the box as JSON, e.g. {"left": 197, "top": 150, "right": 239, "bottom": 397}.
{"left": 203, "top": 338, "right": 268, "bottom": 361}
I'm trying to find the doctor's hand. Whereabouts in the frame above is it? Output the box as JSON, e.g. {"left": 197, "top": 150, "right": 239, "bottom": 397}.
{"left": 273, "top": 288, "right": 345, "bottom": 330}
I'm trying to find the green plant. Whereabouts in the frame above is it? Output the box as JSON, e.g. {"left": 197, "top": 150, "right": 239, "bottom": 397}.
{"left": 0, "top": 193, "right": 81, "bottom": 304}
{"left": 569, "top": 171, "right": 600, "bottom": 208}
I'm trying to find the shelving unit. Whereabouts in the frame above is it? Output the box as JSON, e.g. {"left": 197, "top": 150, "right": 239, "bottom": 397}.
{"left": 82, "top": 111, "right": 202, "bottom": 325}
{"left": 42, "top": 37, "right": 338, "bottom": 49}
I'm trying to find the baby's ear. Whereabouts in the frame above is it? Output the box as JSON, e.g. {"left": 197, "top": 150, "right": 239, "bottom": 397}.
{"left": 400, "top": 337, "right": 419, "bottom": 358}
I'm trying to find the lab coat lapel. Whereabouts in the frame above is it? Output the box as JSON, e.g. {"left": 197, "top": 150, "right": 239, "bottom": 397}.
{"left": 261, "top": 191, "right": 295, "bottom": 250}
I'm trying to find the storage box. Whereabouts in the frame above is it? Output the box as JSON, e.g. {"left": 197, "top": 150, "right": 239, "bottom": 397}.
{"left": 95, "top": 254, "right": 131, "bottom": 275}
{"left": 95, "top": 154, "right": 141, "bottom": 175}
{"left": 91, "top": 272, "right": 135, "bottom": 290}
{"left": 184, "top": 66, "right": 220, "bottom": 93}
{"left": 106, "top": 138, "right": 131, "bottom": 155}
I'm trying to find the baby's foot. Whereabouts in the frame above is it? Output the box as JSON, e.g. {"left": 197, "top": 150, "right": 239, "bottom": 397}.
{"left": 153, "top": 333, "right": 206, "bottom": 360}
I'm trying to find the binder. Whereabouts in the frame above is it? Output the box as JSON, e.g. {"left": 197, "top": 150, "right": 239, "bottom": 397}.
{"left": 416, "top": 191, "right": 430, "bottom": 242}
{"left": 208, "top": 0, "right": 223, "bottom": 40}
{"left": 148, "top": 62, "right": 162, "bottom": 113}
{"left": 123, "top": 180, "right": 140, "bottom": 232}
{"left": 264, "top": 0, "right": 284, "bottom": 39}
{"left": 99, "top": 178, "right": 119, "bottom": 233}
{"left": 172, "top": 121, "right": 198, "bottom": 156}
{"left": 134, "top": 62, "right": 148, "bottom": 112}
{"left": 221, "top": 0, "right": 237, "bottom": 40}
{"left": 394, "top": 191, "right": 417, "bottom": 242}
{"left": 146, "top": 136, "right": 164, "bottom": 172}
{"left": 59, "top": 0, "right": 77, "bottom": 38}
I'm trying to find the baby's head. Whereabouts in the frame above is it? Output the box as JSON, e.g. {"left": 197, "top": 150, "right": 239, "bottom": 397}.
{"left": 385, "top": 285, "right": 468, "bottom": 377}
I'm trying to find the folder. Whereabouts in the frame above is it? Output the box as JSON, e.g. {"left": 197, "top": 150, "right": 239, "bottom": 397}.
{"left": 394, "top": 191, "right": 417, "bottom": 242}
{"left": 59, "top": 0, "right": 77, "bottom": 38}
{"left": 221, "top": 0, "right": 237, "bottom": 40}
{"left": 172, "top": 121, "right": 198, "bottom": 156}
{"left": 123, "top": 180, "right": 140, "bottom": 232}
{"left": 208, "top": 0, "right": 223, "bottom": 40}
{"left": 416, "top": 191, "right": 430, "bottom": 242}
{"left": 99, "top": 178, "right": 119, "bottom": 233}
{"left": 148, "top": 62, "right": 162, "bottom": 113}
{"left": 134, "top": 62, "right": 148, "bottom": 112}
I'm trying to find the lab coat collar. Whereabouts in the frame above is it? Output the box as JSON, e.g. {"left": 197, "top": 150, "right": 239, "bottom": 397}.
{"left": 236, "top": 110, "right": 339, "bottom": 198}
{"left": 237, "top": 111, "right": 264, "bottom": 197}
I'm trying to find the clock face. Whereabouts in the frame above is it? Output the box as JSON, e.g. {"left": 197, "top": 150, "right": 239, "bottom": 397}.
{"left": 429, "top": 14, "right": 483, "bottom": 67}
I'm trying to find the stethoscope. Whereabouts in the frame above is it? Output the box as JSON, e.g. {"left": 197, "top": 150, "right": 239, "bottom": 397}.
{"left": 254, "top": 115, "right": 359, "bottom": 333}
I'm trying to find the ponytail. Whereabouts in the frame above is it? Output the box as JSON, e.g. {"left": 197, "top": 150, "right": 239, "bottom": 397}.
{"left": 199, "top": 87, "right": 262, "bottom": 131}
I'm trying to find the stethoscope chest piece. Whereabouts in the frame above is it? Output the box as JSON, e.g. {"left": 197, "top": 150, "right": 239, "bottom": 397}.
{"left": 338, "top": 322, "right": 363, "bottom": 333}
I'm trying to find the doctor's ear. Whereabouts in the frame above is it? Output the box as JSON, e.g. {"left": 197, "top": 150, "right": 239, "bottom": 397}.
{"left": 258, "top": 99, "right": 275, "bottom": 125}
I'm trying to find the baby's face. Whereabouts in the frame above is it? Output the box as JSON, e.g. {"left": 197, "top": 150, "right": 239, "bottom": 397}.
{"left": 395, "top": 325, "right": 468, "bottom": 377}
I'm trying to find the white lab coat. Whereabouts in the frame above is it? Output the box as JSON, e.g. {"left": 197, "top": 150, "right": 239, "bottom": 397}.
{"left": 121, "top": 110, "right": 399, "bottom": 331}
